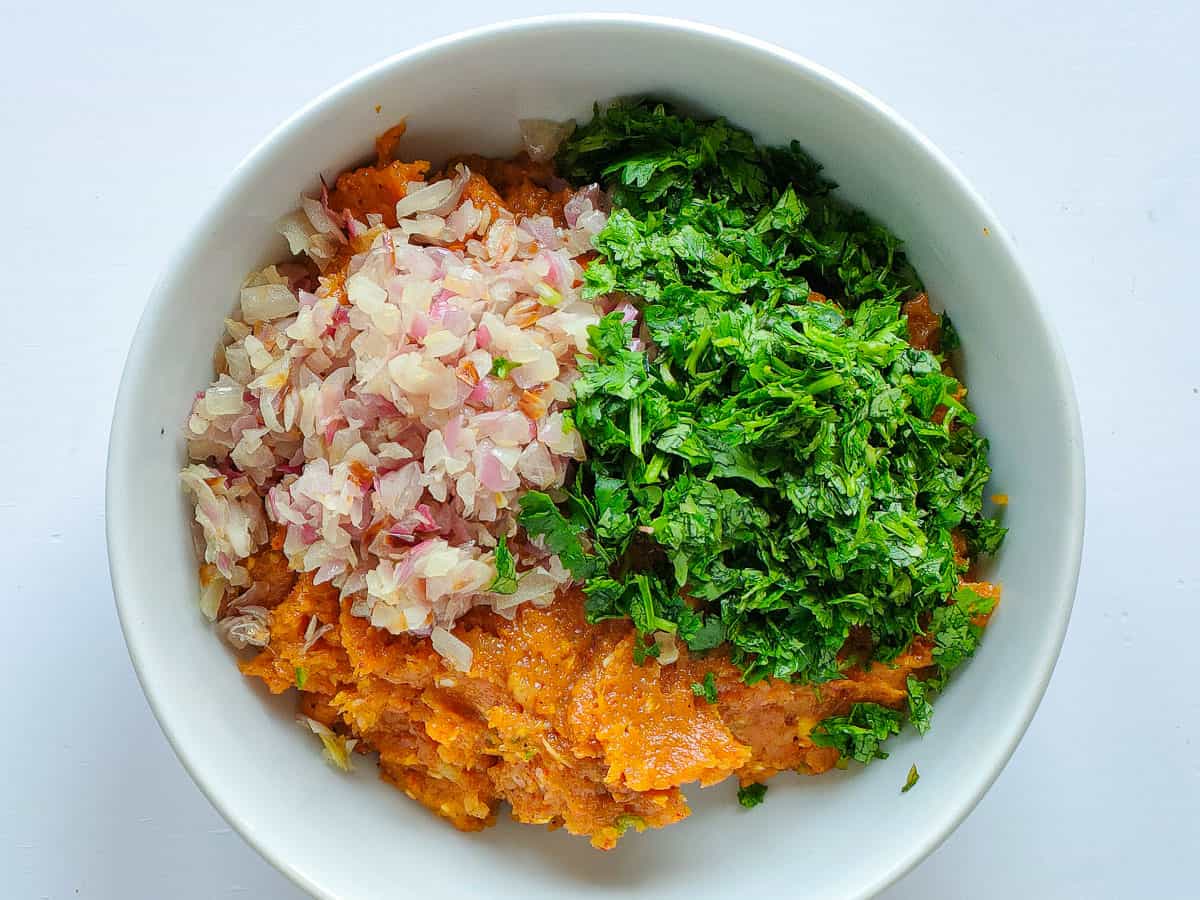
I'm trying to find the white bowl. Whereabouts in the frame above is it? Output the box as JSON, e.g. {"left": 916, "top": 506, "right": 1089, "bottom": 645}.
{"left": 107, "top": 14, "right": 1084, "bottom": 900}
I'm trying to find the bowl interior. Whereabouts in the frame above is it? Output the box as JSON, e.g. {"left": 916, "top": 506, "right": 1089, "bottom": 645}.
{"left": 108, "top": 17, "right": 1083, "bottom": 900}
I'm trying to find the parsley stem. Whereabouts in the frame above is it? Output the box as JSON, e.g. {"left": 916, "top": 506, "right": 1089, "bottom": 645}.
{"left": 803, "top": 373, "right": 844, "bottom": 394}
{"left": 637, "top": 575, "right": 655, "bottom": 628}
{"left": 629, "top": 396, "right": 643, "bottom": 459}
{"left": 684, "top": 327, "right": 711, "bottom": 375}
{"left": 635, "top": 574, "right": 676, "bottom": 633}
{"left": 642, "top": 451, "right": 667, "bottom": 483}
{"left": 658, "top": 361, "right": 679, "bottom": 393}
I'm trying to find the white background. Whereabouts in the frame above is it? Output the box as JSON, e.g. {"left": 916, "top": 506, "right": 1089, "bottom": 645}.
{"left": 3, "top": 1, "right": 1197, "bottom": 897}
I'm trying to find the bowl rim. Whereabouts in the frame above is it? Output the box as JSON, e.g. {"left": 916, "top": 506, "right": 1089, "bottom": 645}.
{"left": 107, "top": 13, "right": 1085, "bottom": 899}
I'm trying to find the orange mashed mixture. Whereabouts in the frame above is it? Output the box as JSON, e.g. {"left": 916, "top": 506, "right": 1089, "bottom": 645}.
{"left": 240, "top": 555, "right": 994, "bottom": 848}
{"left": 324, "top": 121, "right": 573, "bottom": 231}
{"left": 227, "top": 134, "right": 997, "bottom": 849}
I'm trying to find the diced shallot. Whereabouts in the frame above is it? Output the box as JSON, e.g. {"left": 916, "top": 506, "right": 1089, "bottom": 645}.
{"left": 182, "top": 155, "right": 611, "bottom": 653}
{"left": 431, "top": 626, "right": 473, "bottom": 672}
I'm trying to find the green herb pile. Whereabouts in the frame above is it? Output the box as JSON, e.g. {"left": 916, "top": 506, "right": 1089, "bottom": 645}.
{"left": 810, "top": 584, "right": 996, "bottom": 763}
{"left": 518, "top": 102, "right": 1004, "bottom": 707}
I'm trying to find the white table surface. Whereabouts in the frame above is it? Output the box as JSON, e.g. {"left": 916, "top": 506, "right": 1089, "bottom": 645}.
{"left": 4, "top": 1, "right": 1197, "bottom": 896}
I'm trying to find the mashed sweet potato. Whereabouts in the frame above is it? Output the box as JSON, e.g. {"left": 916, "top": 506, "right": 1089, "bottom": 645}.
{"left": 237, "top": 553, "right": 994, "bottom": 848}
{"left": 324, "top": 130, "right": 572, "bottom": 232}
{"left": 446, "top": 153, "right": 574, "bottom": 225}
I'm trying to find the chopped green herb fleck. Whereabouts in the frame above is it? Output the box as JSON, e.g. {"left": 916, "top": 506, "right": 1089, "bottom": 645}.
{"left": 614, "top": 814, "right": 647, "bottom": 835}
{"left": 899, "top": 587, "right": 997, "bottom": 736}
{"left": 491, "top": 357, "right": 518, "bottom": 379}
{"left": 546, "top": 100, "right": 1006, "bottom": 688}
{"left": 691, "top": 671, "right": 718, "bottom": 704}
{"left": 811, "top": 703, "right": 903, "bottom": 764}
{"left": 940, "top": 313, "right": 961, "bottom": 353}
{"left": 906, "top": 676, "right": 934, "bottom": 735}
{"left": 488, "top": 535, "right": 519, "bottom": 595}
{"left": 294, "top": 667, "right": 308, "bottom": 690}
{"left": 928, "top": 587, "right": 996, "bottom": 687}
{"left": 517, "top": 491, "right": 595, "bottom": 579}
{"left": 738, "top": 783, "right": 768, "bottom": 808}
{"left": 902, "top": 764, "right": 920, "bottom": 793}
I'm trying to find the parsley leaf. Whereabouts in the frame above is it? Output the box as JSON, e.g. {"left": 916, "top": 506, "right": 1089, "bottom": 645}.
{"left": 488, "top": 535, "right": 519, "bottom": 595}
{"left": 517, "top": 491, "right": 595, "bottom": 579}
{"left": 691, "top": 671, "right": 718, "bottom": 703}
{"left": 964, "top": 516, "right": 1007, "bottom": 556}
{"left": 491, "top": 357, "right": 517, "bottom": 379}
{"left": 737, "top": 783, "right": 768, "bottom": 808}
{"left": 906, "top": 675, "right": 934, "bottom": 735}
{"left": 940, "top": 314, "right": 961, "bottom": 353}
{"left": 550, "top": 101, "right": 1005, "bottom": 696}
{"left": 811, "top": 703, "right": 903, "bottom": 764}
{"left": 928, "top": 586, "right": 997, "bottom": 684}
{"left": 685, "top": 616, "right": 726, "bottom": 651}
{"left": 900, "top": 587, "right": 997, "bottom": 736}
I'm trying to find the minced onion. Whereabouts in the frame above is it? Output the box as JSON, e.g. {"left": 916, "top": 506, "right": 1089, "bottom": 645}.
{"left": 182, "top": 166, "right": 609, "bottom": 670}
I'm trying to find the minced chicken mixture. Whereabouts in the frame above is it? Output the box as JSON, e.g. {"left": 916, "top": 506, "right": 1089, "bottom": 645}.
{"left": 182, "top": 111, "right": 1001, "bottom": 848}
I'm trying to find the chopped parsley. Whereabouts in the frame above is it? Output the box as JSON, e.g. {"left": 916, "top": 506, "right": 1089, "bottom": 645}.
{"left": 897, "top": 584, "right": 997, "bottom": 738}
{"left": 906, "top": 676, "right": 934, "bottom": 735}
{"left": 520, "top": 102, "right": 1007, "bottom": 782}
{"left": 488, "top": 535, "right": 519, "bottom": 595}
{"left": 294, "top": 666, "right": 308, "bottom": 690}
{"left": 902, "top": 764, "right": 920, "bottom": 793}
{"left": 928, "top": 586, "right": 997, "bottom": 685}
{"left": 810, "top": 703, "right": 903, "bottom": 764}
{"left": 737, "top": 782, "right": 768, "bottom": 808}
{"left": 811, "top": 587, "right": 997, "bottom": 759}
{"left": 525, "top": 101, "right": 1007, "bottom": 693}
{"left": 491, "top": 356, "right": 517, "bottom": 379}
{"left": 691, "top": 671, "right": 718, "bottom": 703}
{"left": 614, "top": 813, "right": 647, "bottom": 836}
{"left": 516, "top": 490, "right": 594, "bottom": 578}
